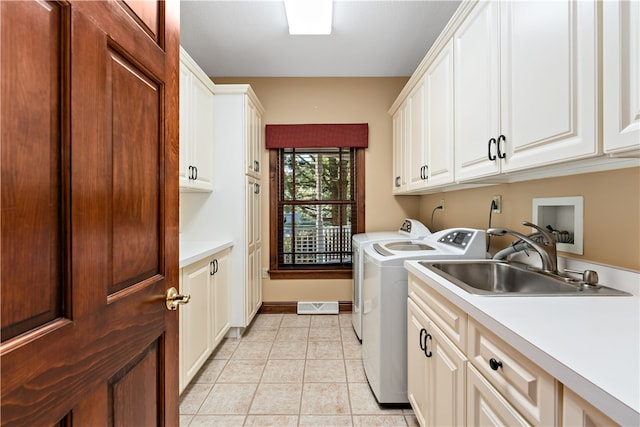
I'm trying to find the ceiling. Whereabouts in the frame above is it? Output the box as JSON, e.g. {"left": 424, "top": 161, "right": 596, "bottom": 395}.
{"left": 179, "top": 0, "right": 462, "bottom": 78}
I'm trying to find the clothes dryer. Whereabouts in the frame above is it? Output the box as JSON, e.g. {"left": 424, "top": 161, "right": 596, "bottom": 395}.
{"left": 362, "top": 228, "right": 486, "bottom": 404}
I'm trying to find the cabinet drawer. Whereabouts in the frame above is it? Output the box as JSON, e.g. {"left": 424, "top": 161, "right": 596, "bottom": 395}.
{"left": 468, "top": 318, "right": 558, "bottom": 426}
{"left": 408, "top": 273, "right": 467, "bottom": 351}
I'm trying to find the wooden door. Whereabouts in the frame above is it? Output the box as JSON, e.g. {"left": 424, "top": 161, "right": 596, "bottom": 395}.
{"left": 1, "top": 1, "right": 180, "bottom": 425}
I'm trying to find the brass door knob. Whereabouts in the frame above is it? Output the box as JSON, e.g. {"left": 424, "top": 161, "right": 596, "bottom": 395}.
{"left": 165, "top": 287, "right": 191, "bottom": 310}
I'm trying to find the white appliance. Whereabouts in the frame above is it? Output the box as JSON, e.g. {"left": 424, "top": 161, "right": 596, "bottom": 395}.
{"left": 362, "top": 228, "right": 486, "bottom": 404}
{"left": 352, "top": 219, "right": 431, "bottom": 341}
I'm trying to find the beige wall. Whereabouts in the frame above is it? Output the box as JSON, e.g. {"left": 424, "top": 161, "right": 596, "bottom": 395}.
{"left": 418, "top": 167, "right": 640, "bottom": 271}
{"left": 213, "top": 76, "right": 639, "bottom": 303}
{"left": 214, "top": 77, "right": 420, "bottom": 302}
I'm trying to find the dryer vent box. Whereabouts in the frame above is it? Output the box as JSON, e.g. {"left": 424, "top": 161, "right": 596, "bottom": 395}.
{"left": 297, "top": 301, "right": 339, "bottom": 315}
{"left": 533, "top": 196, "right": 583, "bottom": 255}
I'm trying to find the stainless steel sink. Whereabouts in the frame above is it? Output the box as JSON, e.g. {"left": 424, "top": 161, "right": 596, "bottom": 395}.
{"left": 419, "top": 260, "right": 631, "bottom": 296}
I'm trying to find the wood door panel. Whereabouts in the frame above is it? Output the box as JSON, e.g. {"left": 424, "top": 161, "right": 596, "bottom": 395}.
{"left": 111, "top": 341, "right": 160, "bottom": 426}
{"left": 1, "top": 0, "right": 180, "bottom": 424}
{"left": 1, "top": 277, "right": 167, "bottom": 425}
{"left": 110, "top": 48, "right": 161, "bottom": 293}
{"left": 121, "top": 1, "right": 161, "bottom": 42}
{"left": 0, "top": 0, "right": 66, "bottom": 340}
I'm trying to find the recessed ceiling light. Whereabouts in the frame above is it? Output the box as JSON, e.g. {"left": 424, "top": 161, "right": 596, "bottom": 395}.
{"left": 284, "top": 0, "right": 333, "bottom": 35}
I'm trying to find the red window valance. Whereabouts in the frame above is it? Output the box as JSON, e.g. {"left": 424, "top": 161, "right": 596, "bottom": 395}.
{"left": 265, "top": 123, "right": 368, "bottom": 149}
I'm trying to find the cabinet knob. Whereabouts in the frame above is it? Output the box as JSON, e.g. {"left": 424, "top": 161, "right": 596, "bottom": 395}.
{"left": 489, "top": 358, "right": 503, "bottom": 371}
{"left": 395, "top": 176, "right": 401, "bottom": 187}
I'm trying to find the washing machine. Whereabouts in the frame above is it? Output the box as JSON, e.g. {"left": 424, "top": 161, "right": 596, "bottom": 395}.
{"left": 351, "top": 219, "right": 430, "bottom": 341}
{"left": 361, "top": 228, "right": 486, "bottom": 404}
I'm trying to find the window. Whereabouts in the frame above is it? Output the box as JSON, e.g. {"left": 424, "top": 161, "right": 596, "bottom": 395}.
{"left": 269, "top": 148, "right": 364, "bottom": 278}
{"left": 266, "top": 123, "right": 367, "bottom": 279}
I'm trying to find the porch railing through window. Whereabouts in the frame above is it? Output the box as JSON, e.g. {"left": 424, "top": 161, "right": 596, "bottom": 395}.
{"left": 283, "top": 224, "right": 352, "bottom": 265}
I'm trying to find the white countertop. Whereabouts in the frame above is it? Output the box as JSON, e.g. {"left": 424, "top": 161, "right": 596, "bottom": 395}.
{"left": 404, "top": 260, "right": 640, "bottom": 426}
{"left": 179, "top": 240, "right": 234, "bottom": 268}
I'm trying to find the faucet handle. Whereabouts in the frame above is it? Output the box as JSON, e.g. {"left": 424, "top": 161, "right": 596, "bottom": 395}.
{"left": 564, "top": 268, "right": 599, "bottom": 286}
{"left": 522, "top": 221, "right": 556, "bottom": 245}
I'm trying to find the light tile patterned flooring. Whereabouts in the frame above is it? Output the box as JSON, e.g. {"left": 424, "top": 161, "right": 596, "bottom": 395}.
{"left": 180, "top": 313, "right": 418, "bottom": 427}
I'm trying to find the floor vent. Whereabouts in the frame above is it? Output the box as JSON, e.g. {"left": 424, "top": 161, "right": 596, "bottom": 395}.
{"left": 296, "top": 301, "right": 339, "bottom": 315}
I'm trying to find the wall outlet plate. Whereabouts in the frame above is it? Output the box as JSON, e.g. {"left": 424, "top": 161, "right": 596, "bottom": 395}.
{"left": 492, "top": 195, "right": 502, "bottom": 213}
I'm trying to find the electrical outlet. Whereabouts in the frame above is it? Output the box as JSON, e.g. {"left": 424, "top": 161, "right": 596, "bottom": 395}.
{"left": 439, "top": 199, "right": 445, "bottom": 210}
{"left": 492, "top": 195, "right": 502, "bottom": 214}
{"left": 262, "top": 268, "right": 270, "bottom": 279}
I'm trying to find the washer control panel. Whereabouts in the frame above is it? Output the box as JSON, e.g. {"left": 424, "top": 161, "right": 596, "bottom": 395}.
{"left": 439, "top": 229, "right": 475, "bottom": 248}
{"left": 399, "top": 219, "right": 412, "bottom": 233}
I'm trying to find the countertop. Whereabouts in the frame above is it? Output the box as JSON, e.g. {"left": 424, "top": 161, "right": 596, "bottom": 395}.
{"left": 179, "top": 240, "right": 234, "bottom": 268}
{"left": 404, "top": 260, "right": 640, "bottom": 426}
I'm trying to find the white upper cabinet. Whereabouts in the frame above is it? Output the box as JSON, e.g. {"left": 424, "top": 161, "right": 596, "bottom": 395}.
{"left": 246, "top": 100, "right": 263, "bottom": 177}
{"left": 454, "top": 0, "right": 501, "bottom": 181}
{"left": 455, "top": 0, "right": 598, "bottom": 181}
{"left": 392, "top": 102, "right": 409, "bottom": 193}
{"left": 603, "top": 0, "right": 640, "bottom": 156}
{"left": 179, "top": 47, "right": 214, "bottom": 192}
{"left": 391, "top": 40, "right": 455, "bottom": 194}
{"left": 407, "top": 79, "right": 428, "bottom": 191}
{"left": 424, "top": 39, "right": 455, "bottom": 188}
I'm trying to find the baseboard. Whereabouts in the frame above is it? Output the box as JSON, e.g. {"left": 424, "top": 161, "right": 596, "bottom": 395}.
{"left": 259, "top": 301, "right": 352, "bottom": 314}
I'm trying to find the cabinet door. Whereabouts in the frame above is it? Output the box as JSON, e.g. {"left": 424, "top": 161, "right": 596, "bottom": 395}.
{"left": 179, "top": 258, "right": 213, "bottom": 393}
{"left": 407, "top": 80, "right": 428, "bottom": 190}
{"left": 189, "top": 75, "right": 214, "bottom": 190}
{"left": 428, "top": 319, "right": 467, "bottom": 427}
{"left": 467, "top": 364, "right": 530, "bottom": 427}
{"left": 254, "top": 180, "right": 262, "bottom": 249}
{"left": 407, "top": 299, "right": 429, "bottom": 427}
{"left": 454, "top": 0, "right": 501, "bottom": 181}
{"left": 179, "top": 61, "right": 192, "bottom": 187}
{"left": 408, "top": 298, "right": 466, "bottom": 427}
{"left": 500, "top": 0, "right": 597, "bottom": 171}
{"left": 212, "top": 250, "right": 231, "bottom": 347}
{"left": 252, "top": 245, "right": 263, "bottom": 319}
{"left": 246, "top": 98, "right": 262, "bottom": 177}
{"left": 424, "top": 39, "right": 455, "bottom": 187}
{"left": 603, "top": 0, "right": 640, "bottom": 155}
{"left": 392, "top": 105, "right": 408, "bottom": 192}
{"left": 562, "top": 387, "right": 619, "bottom": 427}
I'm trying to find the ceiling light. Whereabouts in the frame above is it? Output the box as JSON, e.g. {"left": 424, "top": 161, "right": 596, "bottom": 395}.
{"left": 284, "top": 0, "right": 333, "bottom": 35}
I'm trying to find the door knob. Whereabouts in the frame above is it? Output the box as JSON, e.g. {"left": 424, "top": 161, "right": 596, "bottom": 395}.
{"left": 165, "top": 287, "right": 191, "bottom": 310}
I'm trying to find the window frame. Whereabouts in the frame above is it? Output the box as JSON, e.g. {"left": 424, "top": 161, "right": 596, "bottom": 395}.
{"left": 268, "top": 148, "right": 365, "bottom": 280}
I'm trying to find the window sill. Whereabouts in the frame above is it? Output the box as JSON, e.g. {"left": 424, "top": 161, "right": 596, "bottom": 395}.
{"left": 268, "top": 269, "right": 352, "bottom": 280}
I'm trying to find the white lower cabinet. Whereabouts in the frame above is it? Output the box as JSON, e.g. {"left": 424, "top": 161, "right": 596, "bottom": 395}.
{"left": 467, "top": 363, "right": 530, "bottom": 427}
{"left": 179, "top": 248, "right": 231, "bottom": 394}
{"left": 408, "top": 298, "right": 466, "bottom": 427}
{"left": 562, "top": 387, "right": 619, "bottom": 427}
{"left": 407, "top": 272, "right": 558, "bottom": 427}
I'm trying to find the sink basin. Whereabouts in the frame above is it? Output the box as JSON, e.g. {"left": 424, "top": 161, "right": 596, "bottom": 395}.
{"left": 419, "top": 260, "right": 631, "bottom": 296}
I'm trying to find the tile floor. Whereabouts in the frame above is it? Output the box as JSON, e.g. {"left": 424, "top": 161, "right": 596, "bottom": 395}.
{"left": 180, "top": 313, "right": 418, "bottom": 427}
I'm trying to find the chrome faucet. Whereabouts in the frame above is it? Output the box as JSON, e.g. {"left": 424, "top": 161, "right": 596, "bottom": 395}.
{"left": 488, "top": 221, "right": 558, "bottom": 274}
